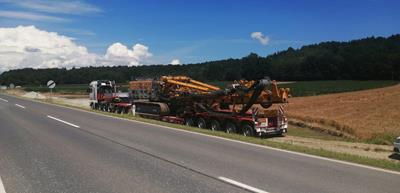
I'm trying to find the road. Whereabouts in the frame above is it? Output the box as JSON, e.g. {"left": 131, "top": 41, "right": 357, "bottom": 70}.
{"left": 0, "top": 93, "right": 399, "bottom": 193}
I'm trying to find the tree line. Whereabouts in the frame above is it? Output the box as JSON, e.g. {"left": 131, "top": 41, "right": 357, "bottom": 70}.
{"left": 1, "top": 34, "right": 399, "bottom": 85}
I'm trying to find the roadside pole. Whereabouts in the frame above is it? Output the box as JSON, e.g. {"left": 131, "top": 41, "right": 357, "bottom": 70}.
{"left": 47, "top": 80, "right": 56, "bottom": 101}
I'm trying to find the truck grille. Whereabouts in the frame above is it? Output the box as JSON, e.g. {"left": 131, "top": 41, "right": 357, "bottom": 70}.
{"left": 267, "top": 117, "right": 277, "bottom": 127}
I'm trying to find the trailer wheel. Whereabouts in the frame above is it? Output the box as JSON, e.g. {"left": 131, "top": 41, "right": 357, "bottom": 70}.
{"left": 185, "top": 117, "right": 195, "bottom": 127}
{"left": 197, "top": 117, "right": 207, "bottom": 129}
{"left": 242, "top": 124, "right": 255, "bottom": 137}
{"left": 210, "top": 120, "right": 221, "bottom": 131}
{"left": 225, "top": 122, "right": 237, "bottom": 134}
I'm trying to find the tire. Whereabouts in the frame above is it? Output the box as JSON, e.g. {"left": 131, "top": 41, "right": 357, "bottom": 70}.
{"left": 123, "top": 107, "right": 130, "bottom": 114}
{"left": 94, "top": 103, "right": 99, "bottom": 110}
{"left": 276, "top": 131, "right": 284, "bottom": 137}
{"left": 242, "top": 124, "right": 255, "bottom": 137}
{"left": 116, "top": 107, "right": 121, "bottom": 114}
{"left": 197, "top": 117, "right": 207, "bottom": 129}
{"left": 185, "top": 117, "right": 195, "bottom": 127}
{"left": 225, "top": 122, "right": 237, "bottom": 134}
{"left": 210, "top": 119, "right": 221, "bottom": 131}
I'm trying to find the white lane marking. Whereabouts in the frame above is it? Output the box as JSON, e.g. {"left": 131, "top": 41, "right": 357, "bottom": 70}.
{"left": 0, "top": 176, "right": 6, "bottom": 193}
{"left": 5, "top": 94, "right": 400, "bottom": 176}
{"left": 47, "top": 115, "right": 80, "bottom": 128}
{"left": 0, "top": 98, "right": 8, "bottom": 102}
{"left": 91, "top": 112, "right": 400, "bottom": 176}
{"left": 14, "top": 104, "right": 25, "bottom": 109}
{"left": 219, "top": 177, "right": 269, "bottom": 193}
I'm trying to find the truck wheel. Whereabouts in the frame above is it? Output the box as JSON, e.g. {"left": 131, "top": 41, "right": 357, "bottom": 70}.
{"left": 123, "top": 107, "right": 130, "bottom": 114}
{"left": 210, "top": 120, "right": 221, "bottom": 131}
{"left": 225, "top": 122, "right": 237, "bottom": 134}
{"left": 197, "top": 118, "right": 207, "bottom": 129}
{"left": 185, "top": 117, "right": 194, "bottom": 127}
{"left": 276, "top": 130, "right": 284, "bottom": 137}
{"left": 242, "top": 124, "right": 254, "bottom": 137}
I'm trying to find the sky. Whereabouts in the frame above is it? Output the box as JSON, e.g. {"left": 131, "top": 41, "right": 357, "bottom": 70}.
{"left": 0, "top": 0, "right": 399, "bottom": 72}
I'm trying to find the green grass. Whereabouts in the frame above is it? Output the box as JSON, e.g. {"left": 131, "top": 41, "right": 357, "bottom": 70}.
{"left": 20, "top": 96, "right": 398, "bottom": 172}
{"left": 283, "top": 80, "right": 398, "bottom": 97}
{"left": 365, "top": 132, "right": 399, "bottom": 145}
{"left": 289, "top": 119, "right": 399, "bottom": 145}
{"left": 287, "top": 125, "right": 350, "bottom": 141}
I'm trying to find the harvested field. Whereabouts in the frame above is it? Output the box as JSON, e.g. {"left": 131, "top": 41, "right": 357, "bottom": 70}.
{"left": 285, "top": 84, "right": 400, "bottom": 143}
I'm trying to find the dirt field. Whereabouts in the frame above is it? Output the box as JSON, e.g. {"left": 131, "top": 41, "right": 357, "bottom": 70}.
{"left": 285, "top": 84, "right": 400, "bottom": 141}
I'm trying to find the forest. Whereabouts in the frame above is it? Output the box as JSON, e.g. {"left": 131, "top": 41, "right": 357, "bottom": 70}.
{"left": 1, "top": 34, "right": 399, "bottom": 85}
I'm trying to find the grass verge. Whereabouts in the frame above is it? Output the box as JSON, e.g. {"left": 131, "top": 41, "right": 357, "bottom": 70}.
{"left": 6, "top": 94, "right": 400, "bottom": 172}
{"left": 286, "top": 125, "right": 350, "bottom": 141}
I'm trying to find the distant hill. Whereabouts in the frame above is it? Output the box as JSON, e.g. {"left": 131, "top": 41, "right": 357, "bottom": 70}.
{"left": 1, "top": 34, "right": 399, "bottom": 85}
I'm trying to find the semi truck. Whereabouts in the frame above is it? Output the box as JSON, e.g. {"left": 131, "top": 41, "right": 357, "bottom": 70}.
{"left": 88, "top": 80, "right": 132, "bottom": 114}
{"left": 88, "top": 76, "right": 290, "bottom": 137}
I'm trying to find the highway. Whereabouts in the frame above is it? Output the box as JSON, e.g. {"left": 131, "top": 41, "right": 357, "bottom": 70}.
{"left": 0, "top": 93, "right": 399, "bottom": 193}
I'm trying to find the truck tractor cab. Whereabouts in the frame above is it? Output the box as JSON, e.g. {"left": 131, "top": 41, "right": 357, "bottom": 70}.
{"left": 88, "top": 80, "right": 116, "bottom": 110}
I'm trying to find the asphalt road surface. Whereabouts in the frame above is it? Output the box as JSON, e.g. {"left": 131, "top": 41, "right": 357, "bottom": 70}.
{"left": 0, "top": 93, "right": 399, "bottom": 193}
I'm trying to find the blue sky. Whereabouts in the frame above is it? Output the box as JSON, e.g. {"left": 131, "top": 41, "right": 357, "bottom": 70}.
{"left": 0, "top": 0, "right": 399, "bottom": 65}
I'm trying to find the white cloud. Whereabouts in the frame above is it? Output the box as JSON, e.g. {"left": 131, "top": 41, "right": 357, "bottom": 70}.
{"left": 0, "top": 11, "right": 68, "bottom": 22}
{"left": 170, "top": 59, "right": 180, "bottom": 65}
{"left": 0, "top": 25, "right": 153, "bottom": 72}
{"left": 251, "top": 32, "right": 269, "bottom": 45}
{"left": 0, "top": 0, "right": 102, "bottom": 15}
{"left": 105, "top": 43, "right": 152, "bottom": 66}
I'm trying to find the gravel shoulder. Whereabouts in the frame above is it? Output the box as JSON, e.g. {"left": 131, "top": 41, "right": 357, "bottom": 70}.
{"left": 271, "top": 135, "right": 394, "bottom": 161}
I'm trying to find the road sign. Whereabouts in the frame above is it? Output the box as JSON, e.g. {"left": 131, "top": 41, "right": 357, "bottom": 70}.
{"left": 47, "top": 80, "right": 56, "bottom": 89}
{"left": 9, "top": 83, "right": 15, "bottom": 89}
